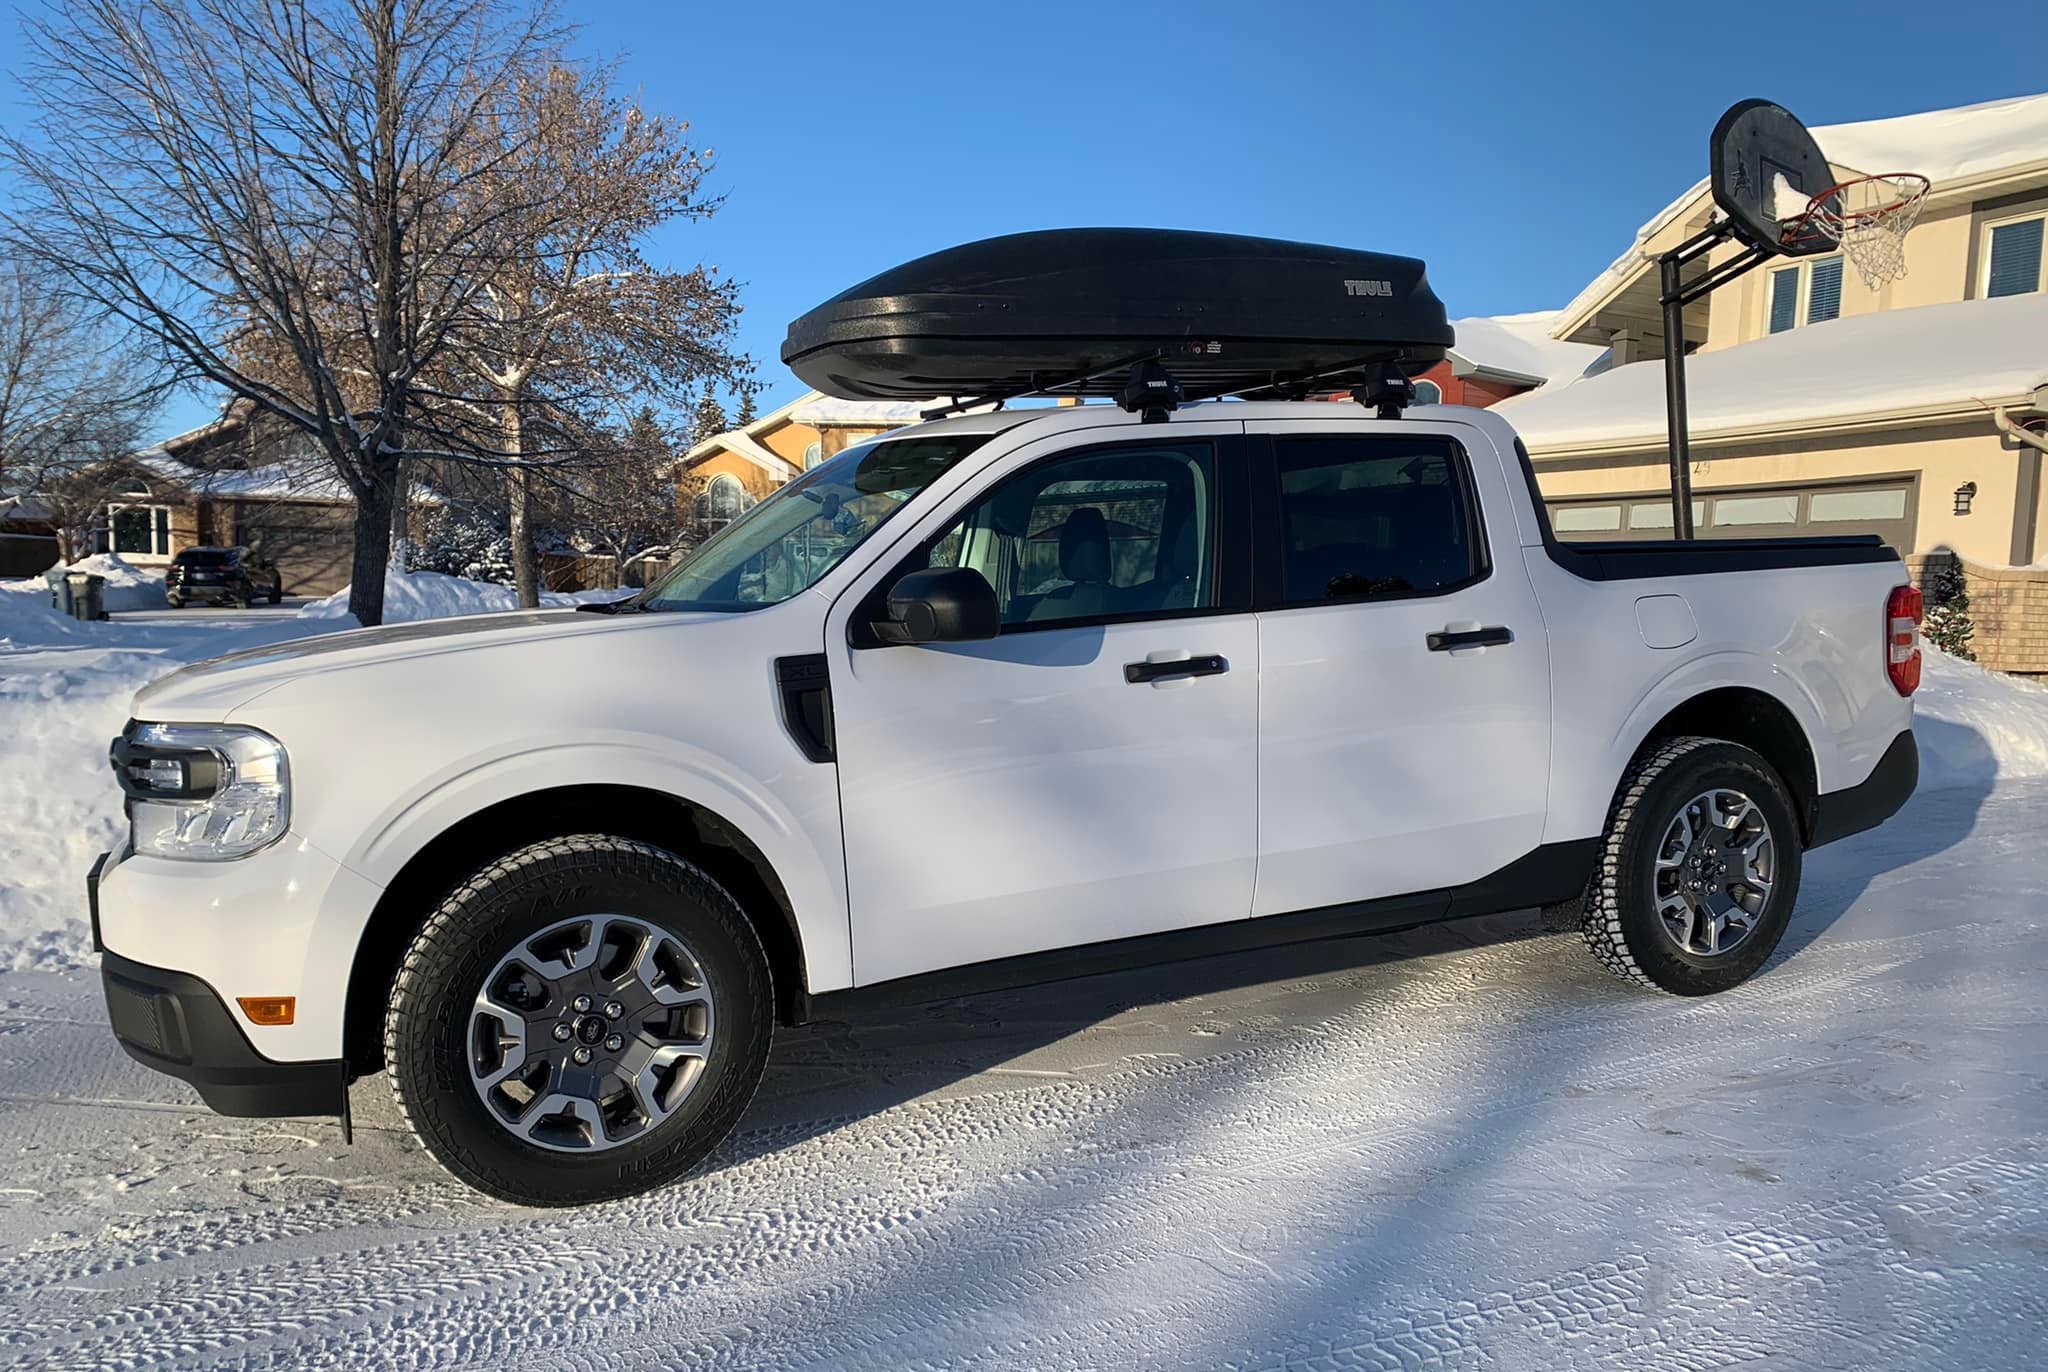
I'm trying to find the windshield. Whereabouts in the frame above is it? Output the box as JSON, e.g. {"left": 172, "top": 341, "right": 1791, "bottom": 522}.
{"left": 642, "top": 432, "right": 994, "bottom": 612}
{"left": 175, "top": 549, "right": 236, "bottom": 566}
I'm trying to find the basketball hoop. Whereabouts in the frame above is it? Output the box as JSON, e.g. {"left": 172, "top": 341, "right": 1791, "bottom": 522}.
{"left": 1780, "top": 172, "right": 1930, "bottom": 289}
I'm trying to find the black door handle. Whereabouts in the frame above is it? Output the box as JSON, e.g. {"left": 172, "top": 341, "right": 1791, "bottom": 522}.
{"left": 1125, "top": 654, "right": 1229, "bottom": 684}
{"left": 1427, "top": 626, "right": 1513, "bottom": 652}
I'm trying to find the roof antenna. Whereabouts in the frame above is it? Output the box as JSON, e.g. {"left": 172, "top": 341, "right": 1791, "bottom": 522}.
{"left": 1117, "top": 359, "right": 1183, "bottom": 423}
{"left": 1351, "top": 362, "right": 1415, "bottom": 420}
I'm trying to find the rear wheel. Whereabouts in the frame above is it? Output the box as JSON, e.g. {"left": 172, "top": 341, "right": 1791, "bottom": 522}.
{"left": 267, "top": 582, "right": 283, "bottom": 604}
{"left": 1580, "top": 737, "right": 1802, "bottom": 995}
{"left": 385, "top": 835, "right": 773, "bottom": 1205}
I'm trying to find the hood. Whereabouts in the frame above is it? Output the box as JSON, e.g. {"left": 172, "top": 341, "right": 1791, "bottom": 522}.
{"left": 133, "top": 608, "right": 704, "bottom": 720}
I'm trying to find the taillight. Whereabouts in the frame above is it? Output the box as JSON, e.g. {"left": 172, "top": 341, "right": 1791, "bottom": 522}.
{"left": 1886, "top": 584, "right": 1923, "bottom": 696}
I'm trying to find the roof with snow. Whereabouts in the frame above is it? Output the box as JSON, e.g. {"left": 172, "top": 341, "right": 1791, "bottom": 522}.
{"left": 1555, "top": 92, "right": 2048, "bottom": 340}
{"left": 789, "top": 396, "right": 936, "bottom": 428}
{"left": 1497, "top": 293, "right": 2048, "bottom": 454}
{"left": 1447, "top": 312, "right": 1607, "bottom": 390}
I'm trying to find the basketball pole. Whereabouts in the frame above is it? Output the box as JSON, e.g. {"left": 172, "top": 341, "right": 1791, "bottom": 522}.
{"left": 1656, "top": 219, "right": 1770, "bottom": 538}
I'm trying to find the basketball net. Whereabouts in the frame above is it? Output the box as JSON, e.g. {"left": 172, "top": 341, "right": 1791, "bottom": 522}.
{"left": 1783, "top": 173, "right": 1931, "bottom": 289}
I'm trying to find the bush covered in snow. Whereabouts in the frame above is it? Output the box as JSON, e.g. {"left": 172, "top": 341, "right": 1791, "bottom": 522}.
{"left": 1922, "top": 563, "right": 1976, "bottom": 662}
{"left": 408, "top": 507, "right": 517, "bottom": 585}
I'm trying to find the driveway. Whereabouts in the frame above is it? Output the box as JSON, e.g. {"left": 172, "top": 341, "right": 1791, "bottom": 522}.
{"left": 0, "top": 779, "right": 2041, "bottom": 1370}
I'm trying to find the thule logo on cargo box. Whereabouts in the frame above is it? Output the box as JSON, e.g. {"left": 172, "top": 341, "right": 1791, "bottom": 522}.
{"left": 1344, "top": 279, "right": 1393, "bottom": 297}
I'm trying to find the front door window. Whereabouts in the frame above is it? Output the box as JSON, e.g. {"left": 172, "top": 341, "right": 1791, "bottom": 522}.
{"left": 923, "top": 441, "right": 1216, "bottom": 628}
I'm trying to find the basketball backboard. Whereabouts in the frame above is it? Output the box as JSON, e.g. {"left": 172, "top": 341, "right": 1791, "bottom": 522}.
{"left": 1710, "top": 99, "right": 1838, "bottom": 256}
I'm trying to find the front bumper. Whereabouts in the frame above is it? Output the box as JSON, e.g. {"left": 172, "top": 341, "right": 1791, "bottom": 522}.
{"left": 90, "top": 834, "right": 384, "bottom": 1069}
{"left": 100, "top": 950, "right": 346, "bottom": 1117}
{"left": 168, "top": 580, "right": 246, "bottom": 604}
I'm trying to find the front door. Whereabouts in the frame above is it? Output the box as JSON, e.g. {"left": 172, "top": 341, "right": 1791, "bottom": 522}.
{"left": 827, "top": 429, "right": 1259, "bottom": 985}
{"left": 1246, "top": 420, "right": 1554, "bottom": 917}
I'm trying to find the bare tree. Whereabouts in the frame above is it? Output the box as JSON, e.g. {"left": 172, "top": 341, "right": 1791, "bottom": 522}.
{"left": 448, "top": 62, "right": 750, "bottom": 606}
{"left": 568, "top": 406, "right": 682, "bottom": 577}
{"left": 0, "top": 255, "right": 161, "bottom": 540}
{"left": 2, "top": 0, "right": 567, "bottom": 625}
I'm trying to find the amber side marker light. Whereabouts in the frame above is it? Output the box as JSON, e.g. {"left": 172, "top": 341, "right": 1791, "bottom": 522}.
{"left": 237, "top": 996, "right": 296, "bottom": 1026}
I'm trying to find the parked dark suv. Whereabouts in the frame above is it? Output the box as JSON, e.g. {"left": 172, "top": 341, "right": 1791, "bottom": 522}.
{"left": 165, "top": 546, "right": 284, "bottom": 608}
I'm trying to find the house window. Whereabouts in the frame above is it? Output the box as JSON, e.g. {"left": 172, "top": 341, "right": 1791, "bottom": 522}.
{"left": 1767, "top": 256, "right": 1844, "bottom": 333}
{"left": 693, "top": 473, "right": 754, "bottom": 530}
{"left": 1412, "top": 379, "right": 1444, "bottom": 406}
{"left": 1552, "top": 504, "right": 1623, "bottom": 532}
{"left": 803, "top": 441, "right": 822, "bottom": 467}
{"left": 103, "top": 504, "right": 175, "bottom": 558}
{"left": 1982, "top": 214, "right": 2046, "bottom": 298}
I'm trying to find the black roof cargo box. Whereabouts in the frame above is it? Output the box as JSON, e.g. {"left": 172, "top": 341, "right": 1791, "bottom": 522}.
{"left": 782, "top": 228, "right": 1453, "bottom": 404}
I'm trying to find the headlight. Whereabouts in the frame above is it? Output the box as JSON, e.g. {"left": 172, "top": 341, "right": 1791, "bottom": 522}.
{"left": 110, "top": 723, "right": 290, "bottom": 860}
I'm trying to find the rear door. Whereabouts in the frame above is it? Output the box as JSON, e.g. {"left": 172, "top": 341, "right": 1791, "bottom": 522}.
{"left": 825, "top": 424, "right": 1260, "bottom": 984}
{"left": 1245, "top": 418, "right": 1553, "bottom": 917}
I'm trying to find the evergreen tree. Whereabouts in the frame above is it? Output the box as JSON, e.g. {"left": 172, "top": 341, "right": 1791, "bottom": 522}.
{"left": 733, "top": 386, "right": 758, "bottom": 426}
{"left": 1922, "top": 562, "right": 1975, "bottom": 661}
{"left": 690, "top": 385, "right": 729, "bottom": 449}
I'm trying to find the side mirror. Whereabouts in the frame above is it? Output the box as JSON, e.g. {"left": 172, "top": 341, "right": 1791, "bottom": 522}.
{"left": 872, "top": 567, "right": 999, "bottom": 644}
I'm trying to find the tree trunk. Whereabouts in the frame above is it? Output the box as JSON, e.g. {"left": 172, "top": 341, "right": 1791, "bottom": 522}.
{"left": 503, "top": 400, "right": 539, "bottom": 608}
{"left": 387, "top": 457, "right": 411, "bottom": 569}
{"left": 346, "top": 457, "right": 398, "bottom": 626}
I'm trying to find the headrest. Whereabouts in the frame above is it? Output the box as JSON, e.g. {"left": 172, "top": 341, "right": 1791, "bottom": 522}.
{"left": 1059, "top": 507, "right": 1112, "bottom": 583}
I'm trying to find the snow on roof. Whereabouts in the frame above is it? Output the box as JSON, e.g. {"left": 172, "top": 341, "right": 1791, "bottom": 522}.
{"left": 1448, "top": 312, "right": 1607, "bottom": 389}
{"left": 131, "top": 448, "right": 349, "bottom": 501}
{"left": 1556, "top": 91, "right": 2048, "bottom": 334}
{"left": 1498, "top": 292, "right": 2048, "bottom": 452}
{"left": 789, "top": 396, "right": 933, "bottom": 427}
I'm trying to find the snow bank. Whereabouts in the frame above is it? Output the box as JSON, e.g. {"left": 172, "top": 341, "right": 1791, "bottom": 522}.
{"left": 299, "top": 570, "right": 623, "bottom": 624}
{"left": 1916, "top": 648, "right": 2048, "bottom": 791}
{"left": 1, "top": 552, "right": 168, "bottom": 613}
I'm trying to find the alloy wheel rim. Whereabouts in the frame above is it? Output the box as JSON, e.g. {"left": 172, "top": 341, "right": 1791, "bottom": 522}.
{"left": 1654, "top": 788, "right": 1775, "bottom": 958}
{"left": 466, "top": 914, "right": 715, "bottom": 1153}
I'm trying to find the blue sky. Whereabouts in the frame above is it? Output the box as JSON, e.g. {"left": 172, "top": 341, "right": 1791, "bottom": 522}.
{"left": 9, "top": 0, "right": 2045, "bottom": 433}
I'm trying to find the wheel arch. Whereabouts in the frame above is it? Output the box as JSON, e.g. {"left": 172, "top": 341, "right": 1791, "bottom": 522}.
{"left": 343, "top": 783, "right": 813, "bottom": 1075}
{"left": 1629, "top": 686, "right": 1822, "bottom": 842}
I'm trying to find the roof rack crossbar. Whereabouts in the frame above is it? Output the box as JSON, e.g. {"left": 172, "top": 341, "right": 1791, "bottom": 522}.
{"left": 1183, "top": 352, "right": 1409, "bottom": 404}
{"left": 918, "top": 351, "right": 1163, "bottom": 421}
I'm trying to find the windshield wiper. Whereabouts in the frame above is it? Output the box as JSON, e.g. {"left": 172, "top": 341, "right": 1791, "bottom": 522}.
{"left": 576, "top": 596, "right": 647, "bottom": 614}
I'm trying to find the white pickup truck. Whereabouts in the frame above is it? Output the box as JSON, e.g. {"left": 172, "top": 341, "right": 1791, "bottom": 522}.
{"left": 93, "top": 398, "right": 1921, "bottom": 1205}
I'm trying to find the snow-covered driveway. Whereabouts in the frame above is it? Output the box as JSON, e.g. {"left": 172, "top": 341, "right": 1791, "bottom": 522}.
{"left": 2, "top": 773, "right": 2043, "bottom": 1370}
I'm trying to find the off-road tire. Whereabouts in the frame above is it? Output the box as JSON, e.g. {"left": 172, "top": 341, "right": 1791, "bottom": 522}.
{"left": 1580, "top": 736, "right": 1803, "bottom": 996}
{"left": 267, "top": 583, "right": 283, "bottom": 604}
{"left": 385, "top": 835, "right": 773, "bottom": 1206}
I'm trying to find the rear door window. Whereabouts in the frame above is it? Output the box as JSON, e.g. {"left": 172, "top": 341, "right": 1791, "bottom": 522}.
{"left": 1268, "top": 435, "right": 1485, "bottom": 604}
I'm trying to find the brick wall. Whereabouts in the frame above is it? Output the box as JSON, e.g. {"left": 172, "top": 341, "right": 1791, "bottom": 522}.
{"left": 1906, "top": 552, "right": 2048, "bottom": 676}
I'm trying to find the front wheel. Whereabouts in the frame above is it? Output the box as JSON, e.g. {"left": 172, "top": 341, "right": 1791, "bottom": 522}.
{"left": 1580, "top": 737, "right": 1803, "bottom": 996}
{"left": 385, "top": 835, "right": 773, "bottom": 1205}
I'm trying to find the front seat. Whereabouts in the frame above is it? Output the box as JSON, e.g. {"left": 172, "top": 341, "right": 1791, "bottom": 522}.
{"left": 1026, "top": 507, "right": 1120, "bottom": 620}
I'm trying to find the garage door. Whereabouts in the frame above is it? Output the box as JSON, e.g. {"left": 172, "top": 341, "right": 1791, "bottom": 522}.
{"left": 1548, "top": 479, "right": 1917, "bottom": 552}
